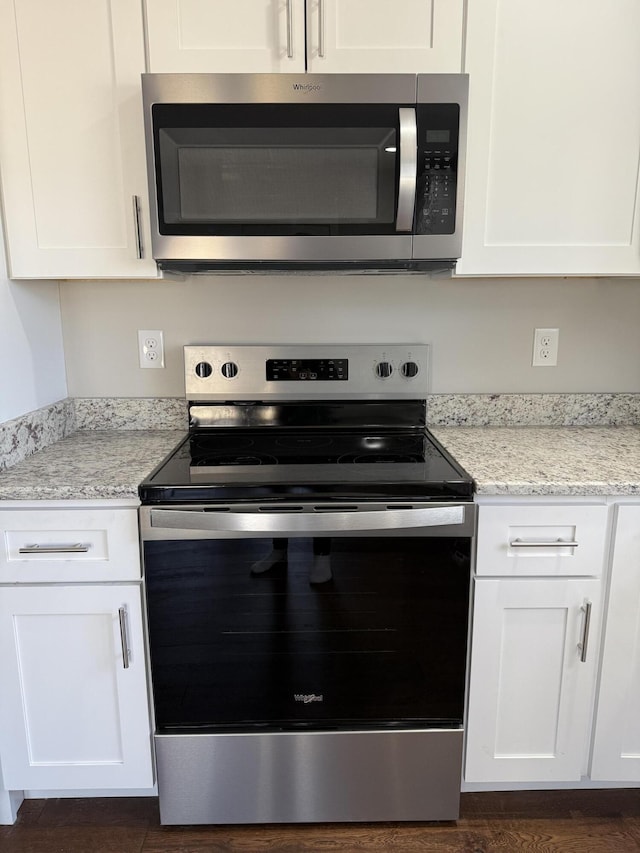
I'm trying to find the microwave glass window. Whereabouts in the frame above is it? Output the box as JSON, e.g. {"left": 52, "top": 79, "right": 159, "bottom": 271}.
{"left": 158, "top": 127, "right": 397, "bottom": 225}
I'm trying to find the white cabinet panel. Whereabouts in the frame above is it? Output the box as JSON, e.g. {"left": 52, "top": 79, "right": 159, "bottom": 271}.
{"left": 145, "top": 0, "right": 463, "bottom": 74}
{"left": 145, "top": 0, "right": 306, "bottom": 72}
{"left": 0, "top": 585, "right": 153, "bottom": 789}
{"left": 0, "top": 0, "right": 157, "bottom": 278}
{"left": 591, "top": 505, "right": 640, "bottom": 781}
{"left": 306, "top": 0, "right": 463, "bottom": 73}
{"left": 0, "top": 507, "right": 140, "bottom": 583}
{"left": 476, "top": 504, "right": 608, "bottom": 578}
{"left": 465, "top": 577, "right": 602, "bottom": 783}
{"left": 458, "top": 0, "right": 640, "bottom": 276}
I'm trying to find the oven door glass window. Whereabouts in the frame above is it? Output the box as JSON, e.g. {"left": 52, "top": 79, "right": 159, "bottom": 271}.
{"left": 144, "top": 535, "right": 471, "bottom": 733}
{"left": 152, "top": 105, "right": 401, "bottom": 236}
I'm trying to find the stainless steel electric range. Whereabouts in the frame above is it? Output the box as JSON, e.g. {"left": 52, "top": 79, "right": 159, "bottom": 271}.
{"left": 139, "top": 344, "right": 475, "bottom": 825}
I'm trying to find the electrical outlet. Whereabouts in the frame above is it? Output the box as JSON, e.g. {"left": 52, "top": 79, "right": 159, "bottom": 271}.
{"left": 532, "top": 328, "right": 559, "bottom": 367}
{"left": 138, "top": 330, "right": 165, "bottom": 369}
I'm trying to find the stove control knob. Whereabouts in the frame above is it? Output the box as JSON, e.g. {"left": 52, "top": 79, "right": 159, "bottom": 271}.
{"left": 221, "top": 361, "right": 239, "bottom": 379}
{"left": 195, "top": 361, "right": 213, "bottom": 379}
{"left": 375, "top": 361, "right": 393, "bottom": 379}
{"left": 401, "top": 361, "right": 419, "bottom": 378}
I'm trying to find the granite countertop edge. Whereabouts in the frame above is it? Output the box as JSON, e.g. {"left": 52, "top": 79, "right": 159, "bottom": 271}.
{"left": 1, "top": 424, "right": 640, "bottom": 501}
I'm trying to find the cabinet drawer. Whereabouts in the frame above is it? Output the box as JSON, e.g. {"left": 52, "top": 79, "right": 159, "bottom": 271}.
{"left": 476, "top": 504, "right": 609, "bottom": 578}
{"left": 0, "top": 509, "right": 140, "bottom": 583}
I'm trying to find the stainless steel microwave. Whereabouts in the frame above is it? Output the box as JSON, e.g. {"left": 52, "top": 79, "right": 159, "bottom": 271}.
{"left": 141, "top": 73, "right": 468, "bottom": 272}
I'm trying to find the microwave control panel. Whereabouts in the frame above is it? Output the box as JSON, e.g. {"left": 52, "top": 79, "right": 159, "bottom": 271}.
{"left": 414, "top": 104, "right": 459, "bottom": 236}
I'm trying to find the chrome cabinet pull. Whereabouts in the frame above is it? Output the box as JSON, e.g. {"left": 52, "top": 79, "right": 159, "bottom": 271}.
{"left": 578, "top": 600, "right": 592, "bottom": 663}
{"left": 396, "top": 108, "right": 417, "bottom": 232}
{"left": 509, "top": 538, "right": 579, "bottom": 548}
{"left": 318, "top": 0, "right": 325, "bottom": 57}
{"left": 18, "top": 543, "right": 90, "bottom": 554}
{"left": 286, "top": 0, "right": 293, "bottom": 58}
{"left": 132, "top": 195, "right": 144, "bottom": 259}
{"left": 118, "top": 606, "right": 130, "bottom": 669}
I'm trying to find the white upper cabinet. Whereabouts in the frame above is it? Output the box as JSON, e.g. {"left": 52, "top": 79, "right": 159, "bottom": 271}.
{"left": 0, "top": 0, "right": 158, "bottom": 279}
{"left": 305, "top": 0, "right": 463, "bottom": 73}
{"left": 457, "top": 0, "right": 640, "bottom": 276}
{"left": 144, "top": 0, "right": 464, "bottom": 74}
{"left": 145, "top": 0, "right": 306, "bottom": 73}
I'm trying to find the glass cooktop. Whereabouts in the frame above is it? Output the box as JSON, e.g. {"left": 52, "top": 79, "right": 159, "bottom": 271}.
{"left": 139, "top": 428, "right": 474, "bottom": 504}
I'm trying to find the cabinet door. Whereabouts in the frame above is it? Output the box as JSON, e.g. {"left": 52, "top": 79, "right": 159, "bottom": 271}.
{"left": 0, "top": 585, "right": 153, "bottom": 789}
{"left": 465, "top": 578, "right": 601, "bottom": 783}
{"left": 0, "top": 0, "right": 157, "bottom": 279}
{"left": 306, "top": 0, "right": 463, "bottom": 73}
{"left": 457, "top": 0, "right": 640, "bottom": 276}
{"left": 145, "top": 0, "right": 306, "bottom": 72}
{"left": 591, "top": 505, "right": 640, "bottom": 781}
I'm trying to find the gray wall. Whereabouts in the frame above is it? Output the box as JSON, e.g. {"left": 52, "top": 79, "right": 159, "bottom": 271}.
{"left": 0, "top": 209, "right": 67, "bottom": 422}
{"left": 59, "top": 274, "right": 640, "bottom": 397}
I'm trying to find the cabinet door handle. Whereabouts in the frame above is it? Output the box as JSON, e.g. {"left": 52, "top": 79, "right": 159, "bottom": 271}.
{"left": 509, "top": 538, "right": 579, "bottom": 548}
{"left": 118, "top": 606, "right": 130, "bottom": 669}
{"left": 132, "top": 195, "right": 144, "bottom": 259}
{"left": 578, "top": 600, "right": 592, "bottom": 663}
{"left": 18, "top": 543, "right": 90, "bottom": 554}
{"left": 286, "top": 0, "right": 293, "bottom": 58}
{"left": 318, "top": 0, "right": 325, "bottom": 57}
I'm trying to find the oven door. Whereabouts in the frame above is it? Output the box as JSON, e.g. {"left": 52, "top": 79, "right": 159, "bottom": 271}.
{"left": 141, "top": 502, "right": 475, "bottom": 734}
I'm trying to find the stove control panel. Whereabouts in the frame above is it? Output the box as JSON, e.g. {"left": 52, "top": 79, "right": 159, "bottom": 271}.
{"left": 185, "top": 344, "right": 429, "bottom": 400}
{"left": 267, "top": 359, "right": 348, "bottom": 382}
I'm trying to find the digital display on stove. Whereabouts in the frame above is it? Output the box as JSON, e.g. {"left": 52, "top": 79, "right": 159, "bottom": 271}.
{"left": 267, "top": 359, "right": 348, "bottom": 381}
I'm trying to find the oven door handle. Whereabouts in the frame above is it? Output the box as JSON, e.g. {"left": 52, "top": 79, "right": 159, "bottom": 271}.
{"left": 149, "top": 505, "right": 466, "bottom": 535}
{"left": 396, "top": 107, "right": 417, "bottom": 232}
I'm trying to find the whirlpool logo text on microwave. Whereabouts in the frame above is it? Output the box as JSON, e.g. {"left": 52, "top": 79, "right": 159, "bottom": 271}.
{"left": 292, "top": 83, "right": 322, "bottom": 93}
{"left": 294, "top": 693, "right": 324, "bottom": 704}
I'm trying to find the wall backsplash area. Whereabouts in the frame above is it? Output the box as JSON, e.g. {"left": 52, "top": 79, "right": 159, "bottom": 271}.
{"left": 59, "top": 274, "right": 640, "bottom": 398}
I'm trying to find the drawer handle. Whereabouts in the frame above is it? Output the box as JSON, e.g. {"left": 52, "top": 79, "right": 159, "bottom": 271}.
{"left": 118, "top": 606, "right": 130, "bottom": 670}
{"left": 578, "top": 600, "right": 592, "bottom": 663}
{"left": 509, "top": 538, "right": 579, "bottom": 549}
{"left": 18, "top": 543, "right": 90, "bottom": 554}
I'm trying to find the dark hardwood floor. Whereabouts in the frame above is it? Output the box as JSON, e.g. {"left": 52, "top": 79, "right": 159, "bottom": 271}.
{"left": 2, "top": 790, "right": 640, "bottom": 852}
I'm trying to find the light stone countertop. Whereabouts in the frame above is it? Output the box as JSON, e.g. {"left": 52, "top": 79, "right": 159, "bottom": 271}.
{"left": 1, "top": 425, "right": 640, "bottom": 501}
{"left": 431, "top": 425, "right": 640, "bottom": 496}
{"left": 0, "top": 430, "right": 185, "bottom": 501}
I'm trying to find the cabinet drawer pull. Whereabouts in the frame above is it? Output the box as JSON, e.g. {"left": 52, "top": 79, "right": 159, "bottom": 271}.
{"left": 286, "top": 0, "right": 293, "bottom": 58}
{"left": 578, "top": 600, "right": 592, "bottom": 663}
{"left": 118, "top": 606, "right": 130, "bottom": 669}
{"left": 509, "top": 538, "right": 579, "bottom": 549}
{"left": 18, "top": 543, "right": 90, "bottom": 554}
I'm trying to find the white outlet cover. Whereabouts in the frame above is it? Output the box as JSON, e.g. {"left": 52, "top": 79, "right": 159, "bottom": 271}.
{"left": 532, "top": 327, "right": 559, "bottom": 367}
{"left": 138, "top": 329, "right": 165, "bottom": 369}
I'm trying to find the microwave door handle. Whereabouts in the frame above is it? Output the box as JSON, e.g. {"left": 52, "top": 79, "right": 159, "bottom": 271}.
{"left": 149, "top": 505, "right": 465, "bottom": 535}
{"left": 396, "top": 107, "right": 417, "bottom": 232}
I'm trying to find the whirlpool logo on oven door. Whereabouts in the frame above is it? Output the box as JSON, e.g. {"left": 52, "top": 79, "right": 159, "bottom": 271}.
{"left": 294, "top": 693, "right": 324, "bottom": 704}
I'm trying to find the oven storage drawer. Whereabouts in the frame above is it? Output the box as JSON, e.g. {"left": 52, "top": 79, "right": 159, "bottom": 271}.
{"left": 475, "top": 503, "right": 609, "bottom": 578}
{"left": 0, "top": 507, "right": 141, "bottom": 583}
{"left": 155, "top": 728, "right": 464, "bottom": 824}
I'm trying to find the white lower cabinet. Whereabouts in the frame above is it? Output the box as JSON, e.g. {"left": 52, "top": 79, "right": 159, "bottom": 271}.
{"left": 465, "top": 501, "right": 608, "bottom": 785}
{"left": 591, "top": 505, "right": 640, "bottom": 781}
{"left": 465, "top": 576, "right": 602, "bottom": 783}
{"left": 0, "top": 503, "right": 153, "bottom": 792}
{"left": 0, "top": 584, "right": 153, "bottom": 790}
